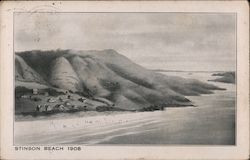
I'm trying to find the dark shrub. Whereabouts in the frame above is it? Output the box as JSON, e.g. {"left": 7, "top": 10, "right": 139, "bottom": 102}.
{"left": 15, "top": 86, "right": 32, "bottom": 97}
{"left": 32, "top": 97, "right": 42, "bottom": 101}
{"left": 96, "top": 106, "right": 112, "bottom": 112}
{"left": 45, "top": 88, "right": 65, "bottom": 96}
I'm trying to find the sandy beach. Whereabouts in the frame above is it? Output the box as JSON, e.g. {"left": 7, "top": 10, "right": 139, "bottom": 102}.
{"left": 14, "top": 72, "right": 235, "bottom": 145}
{"left": 15, "top": 111, "right": 166, "bottom": 144}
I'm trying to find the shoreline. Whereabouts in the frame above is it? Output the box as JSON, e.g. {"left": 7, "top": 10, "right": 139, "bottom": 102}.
{"left": 14, "top": 109, "right": 175, "bottom": 144}
{"left": 15, "top": 104, "right": 197, "bottom": 122}
{"left": 14, "top": 72, "right": 235, "bottom": 145}
{"left": 15, "top": 110, "right": 132, "bottom": 122}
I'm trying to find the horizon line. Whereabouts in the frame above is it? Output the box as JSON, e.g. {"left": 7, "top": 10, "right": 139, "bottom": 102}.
{"left": 151, "top": 69, "right": 235, "bottom": 73}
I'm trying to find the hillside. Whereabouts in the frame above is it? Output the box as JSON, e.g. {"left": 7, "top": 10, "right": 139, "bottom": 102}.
{"left": 15, "top": 49, "right": 224, "bottom": 112}
{"left": 209, "top": 72, "right": 235, "bottom": 84}
{"left": 49, "top": 56, "right": 82, "bottom": 91}
{"left": 15, "top": 55, "right": 47, "bottom": 84}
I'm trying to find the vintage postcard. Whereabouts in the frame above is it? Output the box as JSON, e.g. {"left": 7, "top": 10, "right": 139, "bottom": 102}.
{"left": 0, "top": 1, "right": 249, "bottom": 159}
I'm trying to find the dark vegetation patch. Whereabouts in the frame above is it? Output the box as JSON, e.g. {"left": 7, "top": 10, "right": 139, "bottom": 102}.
{"left": 99, "top": 79, "right": 121, "bottom": 92}
{"left": 209, "top": 72, "right": 235, "bottom": 84}
{"left": 15, "top": 86, "right": 32, "bottom": 97}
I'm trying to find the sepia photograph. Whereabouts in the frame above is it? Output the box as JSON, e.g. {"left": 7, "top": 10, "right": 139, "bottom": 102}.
{"left": 14, "top": 12, "right": 236, "bottom": 145}
{"left": 0, "top": 1, "right": 249, "bottom": 160}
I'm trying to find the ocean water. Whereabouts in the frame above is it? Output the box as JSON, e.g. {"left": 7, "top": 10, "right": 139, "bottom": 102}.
{"left": 15, "top": 72, "right": 236, "bottom": 145}
{"left": 98, "top": 72, "right": 236, "bottom": 145}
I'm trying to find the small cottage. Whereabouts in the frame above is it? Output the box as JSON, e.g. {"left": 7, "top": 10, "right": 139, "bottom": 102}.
{"left": 45, "top": 105, "right": 53, "bottom": 111}
{"left": 47, "top": 98, "right": 57, "bottom": 103}
{"left": 21, "top": 95, "right": 29, "bottom": 98}
{"left": 32, "top": 88, "right": 38, "bottom": 95}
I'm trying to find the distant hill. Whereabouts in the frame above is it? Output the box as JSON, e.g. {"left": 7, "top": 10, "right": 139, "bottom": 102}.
{"left": 15, "top": 49, "right": 224, "bottom": 111}
{"left": 209, "top": 72, "right": 235, "bottom": 84}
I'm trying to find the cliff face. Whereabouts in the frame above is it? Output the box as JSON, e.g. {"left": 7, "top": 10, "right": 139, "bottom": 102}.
{"left": 15, "top": 49, "right": 223, "bottom": 110}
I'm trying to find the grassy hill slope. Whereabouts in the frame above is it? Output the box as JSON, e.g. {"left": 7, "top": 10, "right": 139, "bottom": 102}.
{"left": 15, "top": 49, "right": 224, "bottom": 111}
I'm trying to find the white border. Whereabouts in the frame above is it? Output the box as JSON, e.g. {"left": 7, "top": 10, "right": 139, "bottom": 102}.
{"left": 0, "top": 1, "right": 249, "bottom": 159}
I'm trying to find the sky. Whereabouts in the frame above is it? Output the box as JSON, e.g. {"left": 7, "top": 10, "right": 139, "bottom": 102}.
{"left": 15, "top": 13, "right": 236, "bottom": 71}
